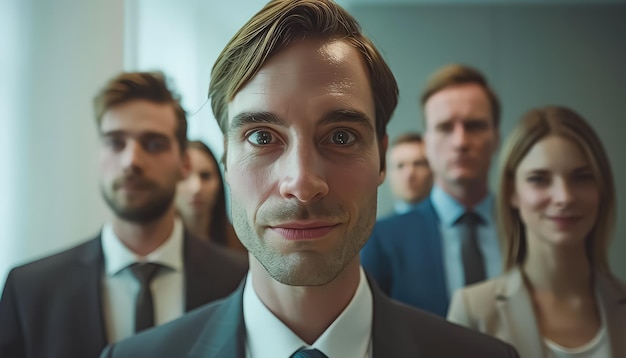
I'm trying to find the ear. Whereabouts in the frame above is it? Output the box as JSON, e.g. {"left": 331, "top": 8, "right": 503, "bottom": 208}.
{"left": 378, "top": 135, "right": 388, "bottom": 186}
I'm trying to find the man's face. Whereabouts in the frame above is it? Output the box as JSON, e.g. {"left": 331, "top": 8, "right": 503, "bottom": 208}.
{"left": 225, "top": 38, "right": 384, "bottom": 286}
{"left": 388, "top": 141, "right": 432, "bottom": 203}
{"left": 423, "top": 83, "right": 498, "bottom": 189}
{"left": 99, "top": 99, "right": 189, "bottom": 223}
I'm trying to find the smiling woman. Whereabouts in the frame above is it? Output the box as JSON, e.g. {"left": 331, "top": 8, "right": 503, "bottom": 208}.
{"left": 448, "top": 105, "right": 626, "bottom": 358}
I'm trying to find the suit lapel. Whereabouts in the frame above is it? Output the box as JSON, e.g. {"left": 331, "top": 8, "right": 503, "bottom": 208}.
{"left": 495, "top": 268, "right": 545, "bottom": 358}
{"left": 596, "top": 273, "right": 626, "bottom": 357}
{"left": 75, "top": 236, "right": 109, "bottom": 351}
{"left": 187, "top": 282, "right": 247, "bottom": 358}
{"left": 370, "top": 277, "right": 419, "bottom": 356}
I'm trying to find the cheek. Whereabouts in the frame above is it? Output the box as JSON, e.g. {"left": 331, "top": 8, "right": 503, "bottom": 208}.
{"left": 515, "top": 186, "right": 549, "bottom": 216}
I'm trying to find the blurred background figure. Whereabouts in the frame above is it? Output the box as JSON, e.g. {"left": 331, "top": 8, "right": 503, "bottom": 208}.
{"left": 362, "top": 64, "right": 502, "bottom": 317}
{"left": 175, "top": 140, "right": 245, "bottom": 252}
{"left": 448, "top": 106, "right": 625, "bottom": 357}
{"left": 387, "top": 132, "right": 433, "bottom": 214}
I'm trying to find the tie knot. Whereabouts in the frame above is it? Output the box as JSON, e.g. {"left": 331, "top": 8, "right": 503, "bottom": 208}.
{"left": 129, "top": 262, "right": 161, "bottom": 285}
{"left": 291, "top": 348, "right": 329, "bottom": 358}
{"left": 456, "top": 211, "right": 484, "bottom": 227}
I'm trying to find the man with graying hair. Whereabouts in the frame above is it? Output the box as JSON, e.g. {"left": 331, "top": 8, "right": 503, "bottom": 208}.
{"left": 100, "top": 2, "right": 518, "bottom": 357}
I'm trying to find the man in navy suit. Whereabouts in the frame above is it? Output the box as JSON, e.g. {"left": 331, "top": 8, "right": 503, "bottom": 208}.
{"left": 99, "top": 2, "right": 518, "bottom": 357}
{"left": 362, "top": 64, "right": 503, "bottom": 317}
{"left": 0, "top": 72, "right": 247, "bottom": 358}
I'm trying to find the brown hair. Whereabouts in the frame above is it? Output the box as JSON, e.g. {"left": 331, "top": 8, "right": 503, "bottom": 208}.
{"left": 497, "top": 106, "right": 615, "bottom": 273}
{"left": 93, "top": 71, "right": 188, "bottom": 152}
{"left": 209, "top": 0, "right": 398, "bottom": 171}
{"left": 186, "top": 140, "right": 238, "bottom": 247}
{"left": 420, "top": 64, "right": 500, "bottom": 128}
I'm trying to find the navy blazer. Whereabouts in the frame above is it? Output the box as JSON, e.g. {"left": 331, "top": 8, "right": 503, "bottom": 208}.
{"left": 100, "top": 275, "right": 519, "bottom": 357}
{"left": 361, "top": 198, "right": 450, "bottom": 317}
{"left": 0, "top": 233, "right": 248, "bottom": 358}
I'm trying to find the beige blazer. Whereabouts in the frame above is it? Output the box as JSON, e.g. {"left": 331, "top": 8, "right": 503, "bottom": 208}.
{"left": 447, "top": 267, "right": 626, "bottom": 358}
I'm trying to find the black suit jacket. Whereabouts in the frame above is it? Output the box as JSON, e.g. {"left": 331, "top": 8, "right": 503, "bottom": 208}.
{"left": 100, "top": 276, "right": 519, "bottom": 357}
{"left": 0, "top": 233, "right": 248, "bottom": 358}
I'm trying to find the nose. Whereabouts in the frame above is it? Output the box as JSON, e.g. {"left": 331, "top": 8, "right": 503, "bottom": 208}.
{"left": 278, "top": 143, "right": 329, "bottom": 203}
{"left": 553, "top": 178, "right": 574, "bottom": 206}
{"left": 451, "top": 122, "right": 469, "bottom": 150}
{"left": 120, "top": 141, "right": 144, "bottom": 174}
{"left": 187, "top": 175, "right": 202, "bottom": 194}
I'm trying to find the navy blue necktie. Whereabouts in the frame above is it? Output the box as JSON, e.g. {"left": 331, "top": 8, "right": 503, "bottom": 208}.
{"left": 290, "top": 348, "right": 329, "bottom": 358}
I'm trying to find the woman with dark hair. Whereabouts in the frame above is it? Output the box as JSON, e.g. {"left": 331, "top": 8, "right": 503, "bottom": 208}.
{"left": 447, "top": 106, "right": 626, "bottom": 357}
{"left": 176, "top": 140, "right": 245, "bottom": 252}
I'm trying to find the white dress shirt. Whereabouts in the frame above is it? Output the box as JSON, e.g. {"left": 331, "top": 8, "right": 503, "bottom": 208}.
{"left": 101, "top": 219, "right": 185, "bottom": 343}
{"left": 244, "top": 268, "right": 373, "bottom": 358}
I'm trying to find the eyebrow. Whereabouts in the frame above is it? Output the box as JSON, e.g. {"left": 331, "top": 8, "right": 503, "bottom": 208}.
{"left": 99, "top": 129, "right": 170, "bottom": 140}
{"left": 229, "top": 109, "right": 373, "bottom": 133}
{"left": 229, "top": 112, "right": 285, "bottom": 132}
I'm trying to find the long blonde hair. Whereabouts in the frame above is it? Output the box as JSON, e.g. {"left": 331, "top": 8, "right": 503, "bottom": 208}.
{"left": 497, "top": 106, "right": 615, "bottom": 273}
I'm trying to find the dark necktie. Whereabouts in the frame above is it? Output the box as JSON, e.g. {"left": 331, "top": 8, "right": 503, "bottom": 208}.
{"left": 291, "top": 348, "right": 329, "bottom": 358}
{"left": 129, "top": 262, "right": 161, "bottom": 333}
{"left": 457, "top": 211, "right": 486, "bottom": 286}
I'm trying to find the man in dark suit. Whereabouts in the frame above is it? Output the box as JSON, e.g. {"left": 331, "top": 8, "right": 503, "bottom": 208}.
{"left": 362, "top": 64, "right": 503, "bottom": 317}
{"left": 0, "top": 72, "right": 248, "bottom": 358}
{"left": 100, "top": 1, "right": 518, "bottom": 357}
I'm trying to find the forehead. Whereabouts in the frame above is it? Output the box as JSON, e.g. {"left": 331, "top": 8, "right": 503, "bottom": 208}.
{"left": 228, "top": 38, "right": 375, "bottom": 129}
{"left": 390, "top": 142, "right": 425, "bottom": 160}
{"left": 517, "top": 135, "right": 590, "bottom": 172}
{"left": 100, "top": 99, "right": 177, "bottom": 137}
{"left": 424, "top": 83, "right": 492, "bottom": 124}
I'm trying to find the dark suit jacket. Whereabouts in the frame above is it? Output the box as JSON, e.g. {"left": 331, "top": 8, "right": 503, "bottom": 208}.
{"left": 361, "top": 198, "right": 450, "bottom": 317}
{"left": 99, "top": 276, "right": 518, "bottom": 357}
{"left": 0, "top": 232, "right": 248, "bottom": 358}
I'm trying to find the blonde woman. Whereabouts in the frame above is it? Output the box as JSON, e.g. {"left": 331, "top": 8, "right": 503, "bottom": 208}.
{"left": 447, "top": 106, "right": 626, "bottom": 357}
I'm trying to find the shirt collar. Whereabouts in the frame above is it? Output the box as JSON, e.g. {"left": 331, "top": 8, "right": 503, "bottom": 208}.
{"left": 101, "top": 218, "right": 184, "bottom": 276}
{"left": 243, "top": 267, "right": 373, "bottom": 357}
{"left": 430, "top": 185, "right": 494, "bottom": 228}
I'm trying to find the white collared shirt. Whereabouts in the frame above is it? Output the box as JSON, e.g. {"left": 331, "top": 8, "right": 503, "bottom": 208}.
{"left": 101, "top": 219, "right": 185, "bottom": 343}
{"left": 243, "top": 268, "right": 373, "bottom": 358}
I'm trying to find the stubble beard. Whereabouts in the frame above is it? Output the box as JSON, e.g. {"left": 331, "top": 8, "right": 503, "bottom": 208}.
{"left": 230, "top": 195, "right": 376, "bottom": 287}
{"left": 101, "top": 183, "right": 175, "bottom": 224}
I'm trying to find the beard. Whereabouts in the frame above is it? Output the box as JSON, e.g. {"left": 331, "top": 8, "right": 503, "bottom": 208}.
{"left": 101, "top": 175, "right": 176, "bottom": 223}
{"left": 231, "top": 196, "right": 375, "bottom": 287}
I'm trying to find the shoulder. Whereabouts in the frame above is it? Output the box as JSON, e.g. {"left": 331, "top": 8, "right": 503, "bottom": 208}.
{"left": 378, "top": 298, "right": 517, "bottom": 356}
{"left": 5, "top": 237, "right": 100, "bottom": 283}
{"left": 185, "top": 234, "right": 248, "bottom": 273}
{"left": 102, "top": 295, "right": 236, "bottom": 357}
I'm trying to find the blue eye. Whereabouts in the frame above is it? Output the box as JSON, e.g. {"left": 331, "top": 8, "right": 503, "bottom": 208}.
{"left": 330, "top": 130, "right": 356, "bottom": 145}
{"left": 247, "top": 130, "right": 275, "bottom": 145}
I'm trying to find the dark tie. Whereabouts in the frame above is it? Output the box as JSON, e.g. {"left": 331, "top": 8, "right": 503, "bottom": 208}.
{"left": 457, "top": 211, "right": 486, "bottom": 286}
{"left": 290, "top": 348, "right": 329, "bottom": 358}
{"left": 129, "top": 262, "right": 161, "bottom": 333}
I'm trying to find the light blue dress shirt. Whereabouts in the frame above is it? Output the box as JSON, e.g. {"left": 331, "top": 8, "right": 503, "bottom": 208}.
{"left": 393, "top": 200, "right": 421, "bottom": 215}
{"left": 430, "top": 185, "right": 502, "bottom": 299}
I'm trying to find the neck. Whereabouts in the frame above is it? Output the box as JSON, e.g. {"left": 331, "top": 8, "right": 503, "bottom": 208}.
{"left": 111, "top": 208, "right": 176, "bottom": 257}
{"left": 250, "top": 255, "right": 361, "bottom": 344}
{"left": 181, "top": 211, "right": 212, "bottom": 241}
{"left": 437, "top": 178, "right": 488, "bottom": 208}
{"left": 523, "top": 237, "right": 592, "bottom": 297}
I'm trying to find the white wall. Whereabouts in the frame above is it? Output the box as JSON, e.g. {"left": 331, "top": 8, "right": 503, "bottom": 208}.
{"left": 0, "top": 0, "right": 125, "bottom": 288}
